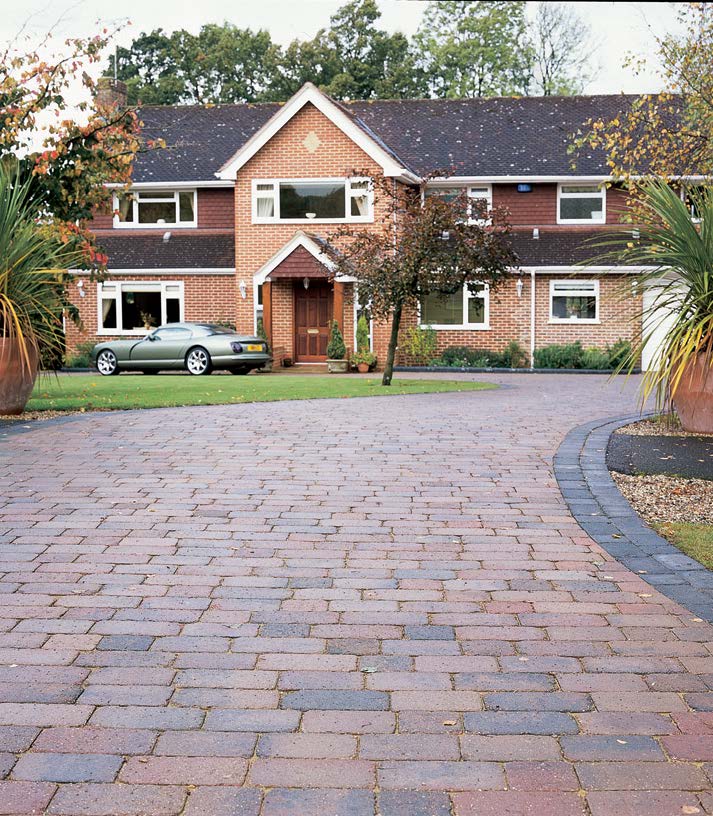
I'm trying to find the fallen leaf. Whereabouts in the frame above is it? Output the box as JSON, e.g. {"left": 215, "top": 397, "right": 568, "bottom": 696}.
{"left": 616, "top": 739, "right": 627, "bottom": 744}
{"left": 442, "top": 720, "right": 457, "bottom": 726}
{"left": 362, "top": 667, "right": 377, "bottom": 673}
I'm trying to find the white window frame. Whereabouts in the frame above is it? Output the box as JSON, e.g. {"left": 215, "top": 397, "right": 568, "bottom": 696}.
{"left": 424, "top": 184, "right": 492, "bottom": 224}
{"left": 549, "top": 279, "right": 600, "bottom": 324}
{"left": 557, "top": 183, "right": 606, "bottom": 225}
{"left": 419, "top": 283, "right": 490, "bottom": 331}
{"left": 354, "top": 286, "right": 373, "bottom": 352}
{"left": 112, "top": 190, "right": 197, "bottom": 229}
{"left": 251, "top": 177, "right": 373, "bottom": 224}
{"left": 680, "top": 184, "right": 705, "bottom": 223}
{"left": 97, "top": 280, "right": 185, "bottom": 336}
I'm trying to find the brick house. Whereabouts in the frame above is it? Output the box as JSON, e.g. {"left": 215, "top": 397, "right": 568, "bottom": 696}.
{"left": 71, "top": 80, "right": 649, "bottom": 368}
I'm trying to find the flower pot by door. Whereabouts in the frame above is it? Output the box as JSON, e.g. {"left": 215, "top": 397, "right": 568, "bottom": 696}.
{"left": 673, "top": 355, "right": 713, "bottom": 434}
{"left": 357, "top": 362, "right": 370, "bottom": 373}
{"left": 0, "top": 338, "right": 39, "bottom": 415}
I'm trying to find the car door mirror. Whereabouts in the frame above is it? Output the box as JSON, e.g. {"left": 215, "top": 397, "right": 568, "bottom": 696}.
{"left": 148, "top": 333, "right": 157, "bottom": 341}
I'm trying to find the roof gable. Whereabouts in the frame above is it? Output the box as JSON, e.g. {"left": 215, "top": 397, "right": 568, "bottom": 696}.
{"left": 254, "top": 231, "right": 355, "bottom": 283}
{"left": 216, "top": 83, "right": 417, "bottom": 182}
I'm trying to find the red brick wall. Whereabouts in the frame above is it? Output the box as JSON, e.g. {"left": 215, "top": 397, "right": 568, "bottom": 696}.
{"left": 65, "top": 275, "right": 237, "bottom": 354}
{"left": 234, "top": 102, "right": 394, "bottom": 345}
{"left": 534, "top": 274, "right": 640, "bottom": 349}
{"left": 270, "top": 279, "right": 295, "bottom": 360}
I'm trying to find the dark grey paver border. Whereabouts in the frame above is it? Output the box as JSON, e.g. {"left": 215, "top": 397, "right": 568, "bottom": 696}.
{"left": 554, "top": 412, "right": 713, "bottom": 623}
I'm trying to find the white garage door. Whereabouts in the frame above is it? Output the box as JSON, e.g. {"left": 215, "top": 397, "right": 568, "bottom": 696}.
{"left": 641, "top": 281, "right": 683, "bottom": 371}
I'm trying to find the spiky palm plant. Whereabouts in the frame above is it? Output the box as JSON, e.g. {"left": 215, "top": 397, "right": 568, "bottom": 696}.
{"left": 0, "top": 165, "right": 83, "bottom": 372}
{"left": 596, "top": 179, "right": 713, "bottom": 410}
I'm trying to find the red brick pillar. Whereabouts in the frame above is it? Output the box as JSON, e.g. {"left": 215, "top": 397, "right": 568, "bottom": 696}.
{"left": 333, "top": 281, "right": 344, "bottom": 333}
{"left": 263, "top": 281, "right": 272, "bottom": 347}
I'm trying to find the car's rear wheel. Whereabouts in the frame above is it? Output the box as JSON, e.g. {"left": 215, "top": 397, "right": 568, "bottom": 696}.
{"left": 185, "top": 346, "right": 212, "bottom": 375}
{"left": 96, "top": 350, "right": 119, "bottom": 376}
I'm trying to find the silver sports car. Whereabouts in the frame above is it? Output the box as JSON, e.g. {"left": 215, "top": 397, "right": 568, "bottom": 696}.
{"left": 92, "top": 323, "right": 272, "bottom": 376}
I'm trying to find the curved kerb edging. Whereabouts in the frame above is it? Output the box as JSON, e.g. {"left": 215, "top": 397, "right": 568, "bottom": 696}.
{"left": 554, "top": 412, "right": 713, "bottom": 624}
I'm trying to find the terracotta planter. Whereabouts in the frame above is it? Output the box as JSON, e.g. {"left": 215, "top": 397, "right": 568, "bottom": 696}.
{"left": 0, "top": 338, "right": 38, "bottom": 415}
{"left": 357, "top": 362, "right": 370, "bottom": 374}
{"left": 673, "top": 355, "right": 713, "bottom": 434}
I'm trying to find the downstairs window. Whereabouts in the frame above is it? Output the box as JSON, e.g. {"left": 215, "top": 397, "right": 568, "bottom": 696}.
{"left": 549, "top": 279, "right": 599, "bottom": 322}
{"left": 98, "top": 281, "right": 184, "bottom": 334}
{"left": 420, "top": 284, "right": 489, "bottom": 329}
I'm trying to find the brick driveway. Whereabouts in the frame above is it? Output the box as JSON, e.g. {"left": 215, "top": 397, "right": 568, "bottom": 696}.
{"left": 1, "top": 373, "right": 712, "bottom": 816}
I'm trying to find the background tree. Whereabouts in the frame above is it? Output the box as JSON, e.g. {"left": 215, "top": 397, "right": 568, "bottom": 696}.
{"left": 413, "top": 1, "right": 532, "bottom": 98}
{"left": 330, "top": 176, "right": 517, "bottom": 385}
{"left": 574, "top": 2, "right": 713, "bottom": 184}
{"left": 110, "top": 25, "right": 278, "bottom": 105}
{"left": 527, "top": 2, "right": 595, "bottom": 95}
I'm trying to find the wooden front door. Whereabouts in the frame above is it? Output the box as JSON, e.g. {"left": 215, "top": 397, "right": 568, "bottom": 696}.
{"left": 294, "top": 280, "right": 332, "bottom": 361}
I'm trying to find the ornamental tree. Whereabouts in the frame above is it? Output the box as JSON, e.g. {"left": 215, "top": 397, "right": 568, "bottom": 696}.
{"left": 573, "top": 3, "right": 713, "bottom": 191}
{"left": 330, "top": 174, "right": 517, "bottom": 386}
{"left": 1, "top": 27, "right": 146, "bottom": 265}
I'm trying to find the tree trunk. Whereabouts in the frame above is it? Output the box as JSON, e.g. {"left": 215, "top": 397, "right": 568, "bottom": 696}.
{"left": 381, "top": 300, "right": 403, "bottom": 386}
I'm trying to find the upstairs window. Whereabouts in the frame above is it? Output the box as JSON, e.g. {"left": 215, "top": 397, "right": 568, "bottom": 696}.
{"left": 550, "top": 279, "right": 599, "bottom": 323}
{"left": 252, "top": 178, "right": 372, "bottom": 223}
{"left": 425, "top": 185, "right": 492, "bottom": 223}
{"left": 420, "top": 284, "right": 489, "bottom": 329}
{"left": 113, "top": 190, "right": 197, "bottom": 228}
{"left": 557, "top": 184, "right": 606, "bottom": 224}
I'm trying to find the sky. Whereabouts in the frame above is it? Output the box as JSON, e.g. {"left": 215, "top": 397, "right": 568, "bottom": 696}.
{"left": 0, "top": 0, "right": 683, "bottom": 96}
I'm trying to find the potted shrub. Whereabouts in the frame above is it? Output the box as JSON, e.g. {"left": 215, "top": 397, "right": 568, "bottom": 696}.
{"left": 599, "top": 180, "right": 713, "bottom": 433}
{"left": 326, "top": 320, "right": 348, "bottom": 373}
{"left": 353, "top": 314, "right": 376, "bottom": 372}
{"left": 256, "top": 317, "right": 272, "bottom": 372}
{"left": 0, "top": 167, "right": 81, "bottom": 414}
{"left": 352, "top": 349, "right": 377, "bottom": 373}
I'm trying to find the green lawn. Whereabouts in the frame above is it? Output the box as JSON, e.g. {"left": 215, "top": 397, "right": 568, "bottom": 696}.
{"left": 27, "top": 373, "right": 494, "bottom": 412}
{"left": 654, "top": 522, "right": 713, "bottom": 570}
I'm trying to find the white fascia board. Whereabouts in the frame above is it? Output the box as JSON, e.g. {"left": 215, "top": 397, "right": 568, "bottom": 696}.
{"left": 426, "top": 175, "right": 612, "bottom": 185}
{"left": 519, "top": 265, "right": 654, "bottom": 274}
{"left": 105, "top": 180, "right": 233, "bottom": 189}
{"left": 254, "top": 231, "right": 337, "bottom": 285}
{"left": 216, "top": 82, "right": 410, "bottom": 181}
{"left": 71, "top": 268, "right": 235, "bottom": 276}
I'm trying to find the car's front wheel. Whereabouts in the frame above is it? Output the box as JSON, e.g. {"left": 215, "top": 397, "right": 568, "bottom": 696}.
{"left": 185, "top": 346, "right": 212, "bottom": 375}
{"left": 96, "top": 350, "right": 119, "bottom": 376}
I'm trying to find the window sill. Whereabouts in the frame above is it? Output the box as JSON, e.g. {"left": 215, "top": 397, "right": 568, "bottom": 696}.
{"left": 113, "top": 223, "right": 197, "bottom": 230}
{"left": 252, "top": 217, "right": 373, "bottom": 225}
{"left": 555, "top": 219, "right": 606, "bottom": 226}
{"left": 420, "top": 324, "right": 490, "bottom": 331}
{"left": 97, "top": 329, "right": 151, "bottom": 336}
{"left": 548, "top": 319, "right": 601, "bottom": 325}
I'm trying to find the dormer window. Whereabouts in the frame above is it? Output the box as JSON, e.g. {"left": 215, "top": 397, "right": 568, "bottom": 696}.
{"left": 557, "top": 184, "right": 606, "bottom": 224}
{"left": 425, "top": 184, "right": 492, "bottom": 224}
{"left": 252, "top": 178, "right": 372, "bottom": 223}
{"left": 113, "top": 190, "right": 197, "bottom": 228}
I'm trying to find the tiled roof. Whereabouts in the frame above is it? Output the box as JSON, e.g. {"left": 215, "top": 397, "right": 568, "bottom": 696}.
{"left": 97, "top": 233, "right": 235, "bottom": 269}
{"left": 508, "top": 228, "right": 630, "bottom": 266}
{"left": 132, "top": 94, "right": 639, "bottom": 183}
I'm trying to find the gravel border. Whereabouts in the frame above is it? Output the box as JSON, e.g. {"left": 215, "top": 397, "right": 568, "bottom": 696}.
{"left": 554, "top": 412, "right": 713, "bottom": 623}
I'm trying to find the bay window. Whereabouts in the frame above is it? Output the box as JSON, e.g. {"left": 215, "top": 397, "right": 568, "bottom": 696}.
{"left": 252, "top": 178, "right": 372, "bottom": 222}
{"left": 98, "top": 281, "right": 184, "bottom": 334}
{"left": 557, "top": 184, "right": 606, "bottom": 224}
{"left": 550, "top": 279, "right": 599, "bottom": 322}
{"left": 420, "top": 284, "right": 489, "bottom": 329}
{"left": 113, "top": 190, "right": 197, "bottom": 228}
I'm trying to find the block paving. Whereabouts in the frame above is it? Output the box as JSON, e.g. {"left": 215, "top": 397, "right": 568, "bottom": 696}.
{"left": 0, "top": 372, "right": 712, "bottom": 814}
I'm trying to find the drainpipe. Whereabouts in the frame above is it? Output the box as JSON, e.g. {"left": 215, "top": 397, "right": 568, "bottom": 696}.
{"left": 530, "top": 269, "right": 536, "bottom": 369}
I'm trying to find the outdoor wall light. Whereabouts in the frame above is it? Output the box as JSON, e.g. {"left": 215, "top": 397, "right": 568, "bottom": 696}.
{"left": 516, "top": 277, "right": 524, "bottom": 298}
{"left": 77, "top": 279, "right": 85, "bottom": 298}
{"left": 303, "top": 277, "right": 310, "bottom": 290}
{"left": 239, "top": 280, "right": 247, "bottom": 299}
{"left": 532, "top": 228, "right": 540, "bottom": 240}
